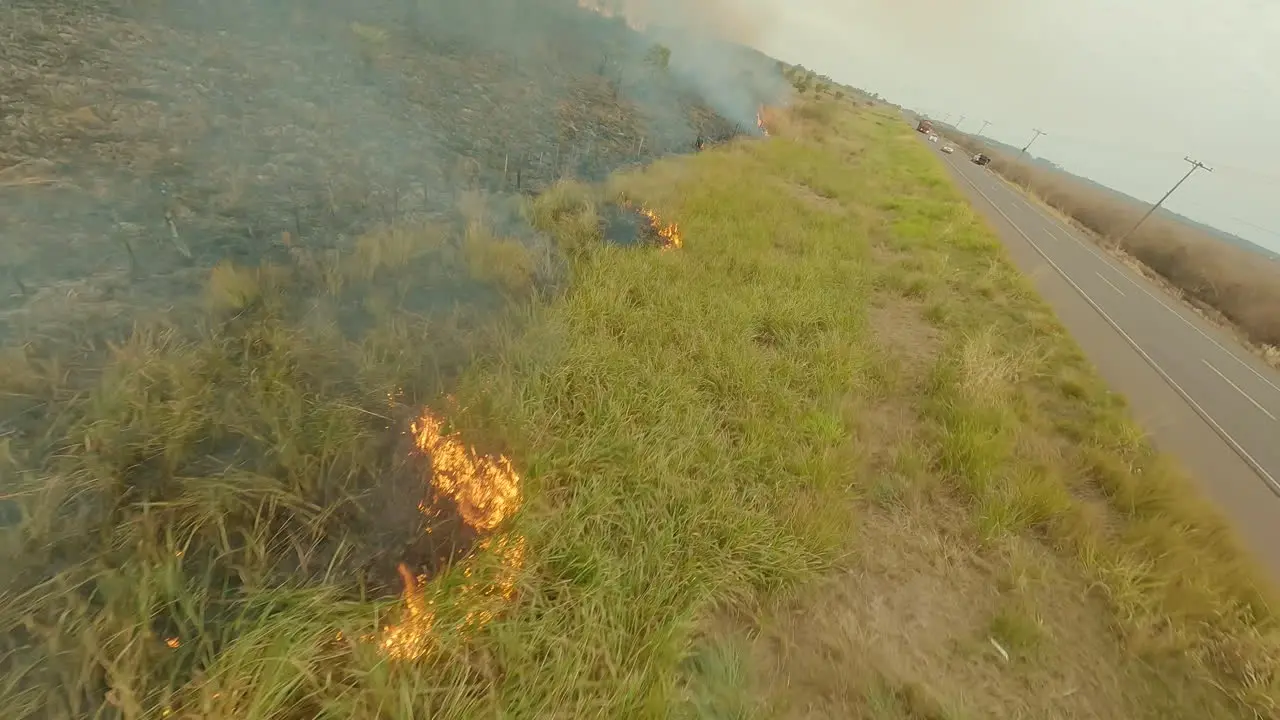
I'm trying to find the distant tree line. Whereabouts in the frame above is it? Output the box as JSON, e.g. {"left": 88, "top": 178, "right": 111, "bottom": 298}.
{"left": 775, "top": 61, "right": 880, "bottom": 104}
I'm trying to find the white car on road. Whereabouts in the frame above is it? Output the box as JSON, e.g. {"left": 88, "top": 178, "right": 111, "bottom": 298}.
{"left": 941, "top": 145, "right": 955, "bottom": 154}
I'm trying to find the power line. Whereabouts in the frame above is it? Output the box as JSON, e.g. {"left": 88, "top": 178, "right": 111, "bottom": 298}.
{"left": 1015, "top": 132, "right": 1280, "bottom": 186}
{"left": 1116, "top": 156, "right": 1213, "bottom": 244}
{"left": 1210, "top": 162, "right": 1280, "bottom": 187}
{"left": 976, "top": 120, "right": 991, "bottom": 137}
{"left": 983, "top": 127, "right": 1280, "bottom": 192}
{"left": 1227, "top": 216, "right": 1280, "bottom": 239}
{"left": 1166, "top": 198, "right": 1280, "bottom": 239}
{"left": 1045, "top": 132, "right": 1187, "bottom": 162}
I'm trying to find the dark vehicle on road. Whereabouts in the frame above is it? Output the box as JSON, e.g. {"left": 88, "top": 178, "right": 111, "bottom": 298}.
{"left": 971, "top": 152, "right": 992, "bottom": 166}
{"left": 916, "top": 118, "right": 934, "bottom": 134}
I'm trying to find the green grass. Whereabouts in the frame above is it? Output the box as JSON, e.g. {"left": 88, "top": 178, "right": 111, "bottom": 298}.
{"left": 3, "top": 97, "right": 1279, "bottom": 719}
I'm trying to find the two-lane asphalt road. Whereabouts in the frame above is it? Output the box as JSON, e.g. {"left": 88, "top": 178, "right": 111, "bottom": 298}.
{"left": 930, "top": 139, "right": 1280, "bottom": 577}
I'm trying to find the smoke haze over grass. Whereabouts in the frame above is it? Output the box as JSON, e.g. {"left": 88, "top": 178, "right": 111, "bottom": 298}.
{"left": 0, "top": 1, "right": 793, "bottom": 716}
{"left": 0, "top": 0, "right": 791, "bottom": 340}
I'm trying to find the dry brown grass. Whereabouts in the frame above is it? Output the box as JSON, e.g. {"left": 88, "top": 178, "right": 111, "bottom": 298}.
{"left": 948, "top": 135, "right": 1280, "bottom": 357}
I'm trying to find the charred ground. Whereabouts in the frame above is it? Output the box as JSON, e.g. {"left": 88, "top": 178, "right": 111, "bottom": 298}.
{"left": 0, "top": 0, "right": 768, "bottom": 337}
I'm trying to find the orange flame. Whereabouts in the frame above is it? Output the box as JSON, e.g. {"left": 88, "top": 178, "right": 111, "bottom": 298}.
{"left": 756, "top": 106, "right": 771, "bottom": 136}
{"left": 378, "top": 563, "right": 437, "bottom": 661}
{"left": 373, "top": 406, "right": 527, "bottom": 661}
{"left": 624, "top": 202, "right": 682, "bottom": 251}
{"left": 639, "top": 207, "right": 683, "bottom": 251}
{"left": 375, "top": 534, "right": 527, "bottom": 661}
{"left": 458, "top": 533, "right": 527, "bottom": 629}
{"left": 410, "top": 410, "right": 522, "bottom": 532}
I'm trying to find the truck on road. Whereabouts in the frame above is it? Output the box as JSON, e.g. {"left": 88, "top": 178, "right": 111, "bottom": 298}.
{"left": 916, "top": 118, "right": 934, "bottom": 134}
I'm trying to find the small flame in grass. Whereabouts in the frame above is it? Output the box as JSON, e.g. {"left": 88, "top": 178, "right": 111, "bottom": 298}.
{"left": 378, "top": 563, "right": 437, "bottom": 661}
{"left": 373, "top": 406, "right": 528, "bottom": 661}
{"left": 375, "top": 535, "right": 527, "bottom": 661}
{"left": 622, "top": 201, "right": 682, "bottom": 251}
{"left": 479, "top": 533, "right": 525, "bottom": 603}
{"left": 164, "top": 637, "right": 181, "bottom": 649}
{"left": 410, "top": 409, "right": 522, "bottom": 532}
{"left": 459, "top": 533, "right": 527, "bottom": 629}
{"left": 756, "top": 106, "right": 772, "bottom": 137}
{"left": 638, "top": 207, "right": 682, "bottom": 251}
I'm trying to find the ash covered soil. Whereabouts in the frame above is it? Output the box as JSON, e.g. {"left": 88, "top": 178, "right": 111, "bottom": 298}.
{"left": 0, "top": 0, "right": 778, "bottom": 336}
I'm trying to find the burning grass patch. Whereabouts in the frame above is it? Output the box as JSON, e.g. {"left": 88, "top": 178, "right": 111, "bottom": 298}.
{"left": 0, "top": 208, "right": 562, "bottom": 716}
{"left": 0, "top": 144, "right": 744, "bottom": 716}
{"left": 1, "top": 0, "right": 788, "bottom": 714}
{"left": 597, "top": 201, "right": 684, "bottom": 250}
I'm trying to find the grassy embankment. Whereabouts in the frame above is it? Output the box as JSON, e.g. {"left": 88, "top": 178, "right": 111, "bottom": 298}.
{"left": 947, "top": 133, "right": 1280, "bottom": 365}
{"left": 3, "top": 98, "right": 1279, "bottom": 718}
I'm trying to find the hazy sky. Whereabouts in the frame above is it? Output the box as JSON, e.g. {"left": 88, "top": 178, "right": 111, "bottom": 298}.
{"left": 735, "top": 0, "right": 1280, "bottom": 252}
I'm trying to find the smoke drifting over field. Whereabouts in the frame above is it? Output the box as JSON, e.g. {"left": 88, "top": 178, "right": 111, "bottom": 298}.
{"left": 0, "top": 2, "right": 794, "bottom": 714}
{"left": 0, "top": 0, "right": 790, "bottom": 335}
{"left": 0, "top": 0, "right": 795, "bottom": 612}
{"left": 575, "top": 0, "right": 790, "bottom": 126}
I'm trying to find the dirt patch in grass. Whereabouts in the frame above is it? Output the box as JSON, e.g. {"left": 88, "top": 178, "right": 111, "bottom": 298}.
{"left": 854, "top": 301, "right": 940, "bottom": 507}
{"left": 734, "top": 506, "right": 1166, "bottom": 720}
{"left": 867, "top": 301, "right": 942, "bottom": 384}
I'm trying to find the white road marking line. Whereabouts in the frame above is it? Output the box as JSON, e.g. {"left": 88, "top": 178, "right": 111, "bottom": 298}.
{"left": 1002, "top": 181, "right": 1280, "bottom": 400}
{"left": 942, "top": 153, "right": 1280, "bottom": 496}
{"left": 1115, "top": 273, "right": 1280, "bottom": 397}
{"left": 1203, "top": 359, "right": 1277, "bottom": 421}
{"left": 1095, "top": 272, "right": 1126, "bottom": 296}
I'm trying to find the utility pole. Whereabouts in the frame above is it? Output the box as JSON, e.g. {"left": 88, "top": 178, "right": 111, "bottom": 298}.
{"left": 1116, "top": 157, "right": 1213, "bottom": 243}
{"left": 1019, "top": 128, "right": 1046, "bottom": 155}
{"left": 976, "top": 120, "right": 991, "bottom": 137}
{"left": 956, "top": 115, "right": 966, "bottom": 129}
